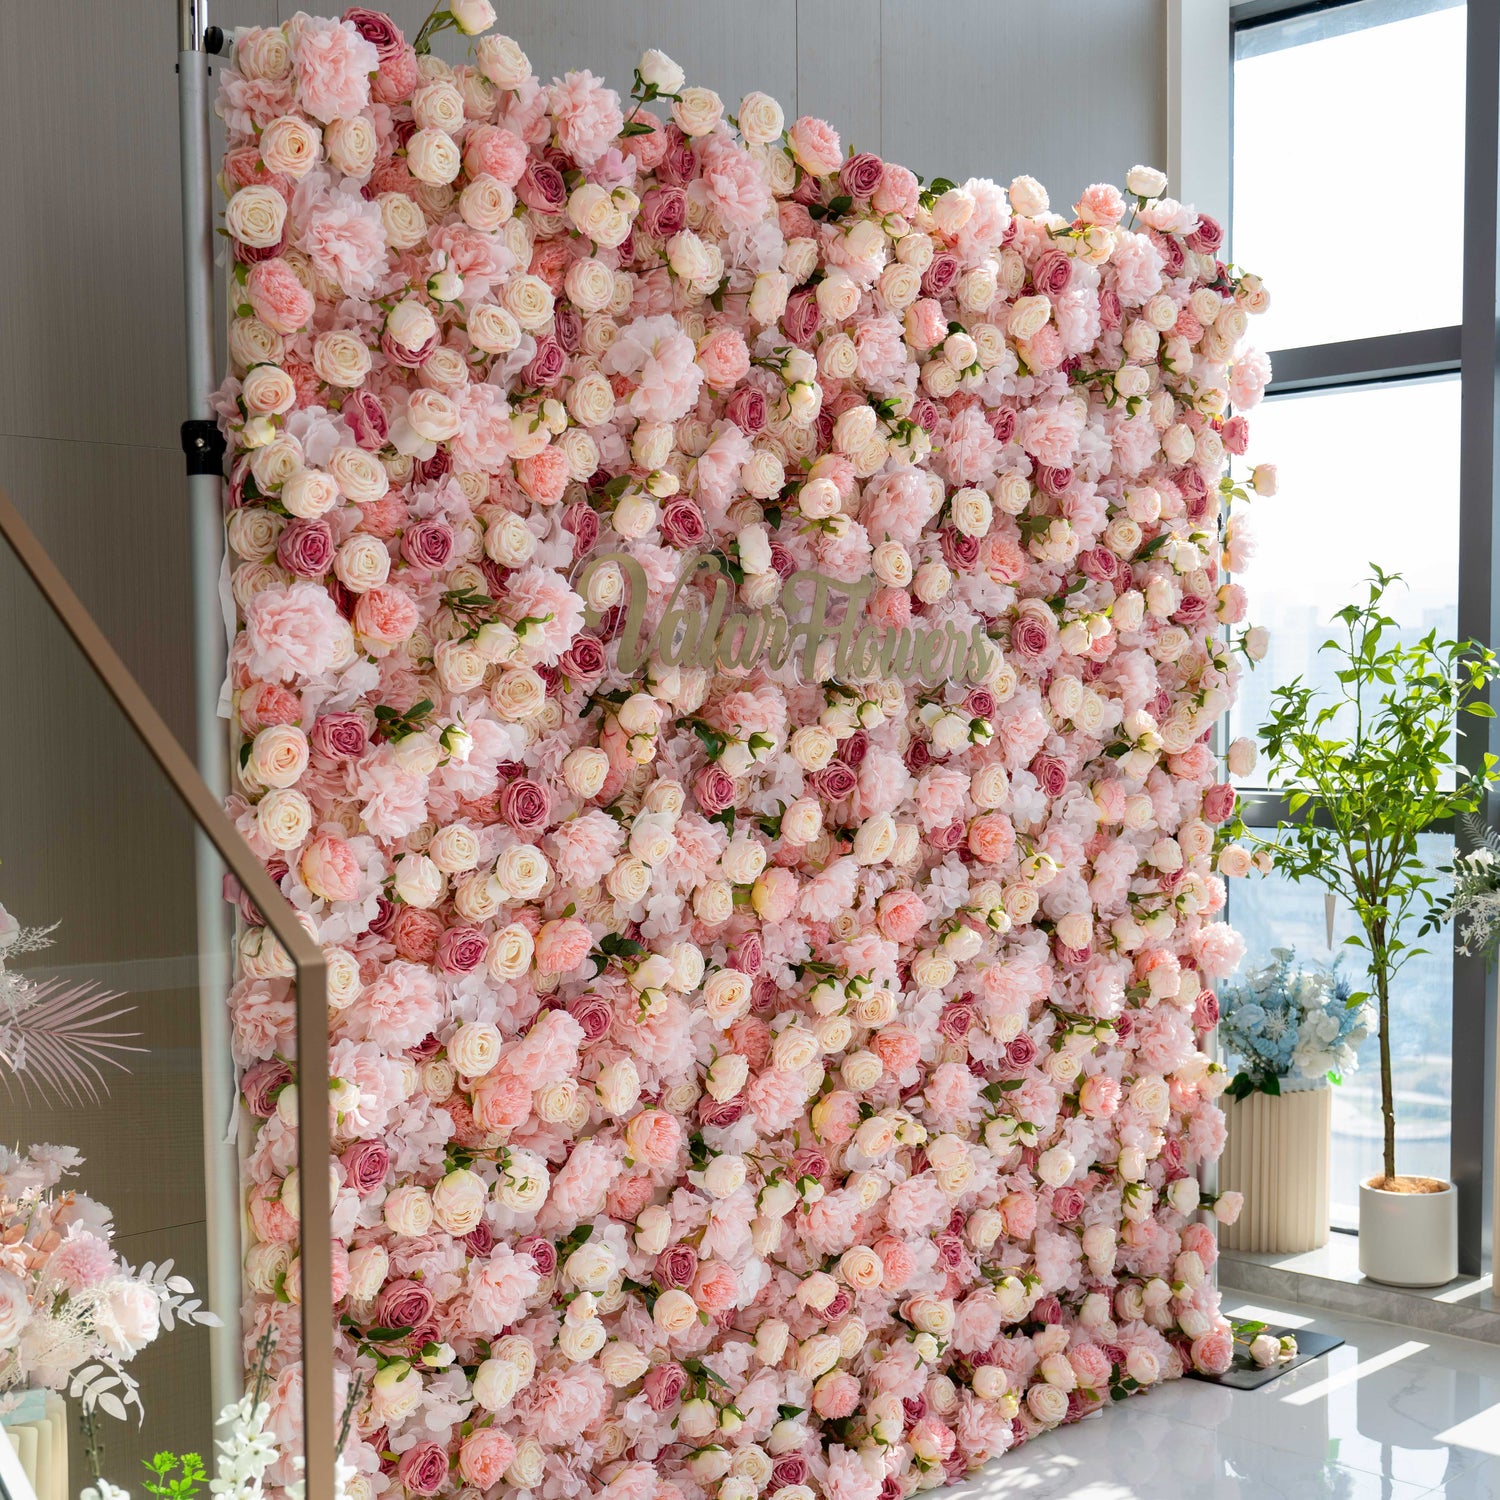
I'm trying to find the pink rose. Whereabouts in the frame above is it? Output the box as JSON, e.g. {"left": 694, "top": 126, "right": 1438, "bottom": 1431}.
{"left": 644, "top": 1361, "right": 687, "bottom": 1412}
{"left": 459, "top": 1430, "right": 516, "bottom": 1490}
{"left": 655, "top": 1244, "right": 698, "bottom": 1289}
{"left": 396, "top": 1441, "right": 449, "bottom": 1497}
{"left": 310, "top": 712, "right": 367, "bottom": 761}
{"left": 341, "top": 1140, "right": 390, "bottom": 1195}
{"left": 301, "top": 834, "right": 361, "bottom": 902}
{"left": 436, "top": 925, "right": 487, "bottom": 975}
{"left": 839, "top": 152, "right": 885, "bottom": 199}
{"left": 502, "top": 777, "right": 553, "bottom": 834}
{"left": 1190, "top": 1329, "right": 1234, "bottom": 1375}
{"left": 694, "top": 763, "right": 737, "bottom": 814}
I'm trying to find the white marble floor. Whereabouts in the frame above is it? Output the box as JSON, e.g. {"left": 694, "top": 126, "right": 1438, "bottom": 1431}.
{"left": 950, "top": 1293, "right": 1500, "bottom": 1499}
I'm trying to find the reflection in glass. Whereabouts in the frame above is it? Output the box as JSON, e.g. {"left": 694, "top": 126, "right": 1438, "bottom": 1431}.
{"left": 1227, "top": 830, "right": 1454, "bottom": 1231}
{"left": 1234, "top": 1, "right": 1465, "bottom": 351}
{"left": 0, "top": 531, "right": 221, "bottom": 1490}
{"left": 1229, "top": 377, "right": 1460, "bottom": 776}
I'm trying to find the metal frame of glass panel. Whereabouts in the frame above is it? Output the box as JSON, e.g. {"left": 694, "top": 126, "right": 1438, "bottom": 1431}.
{"left": 0, "top": 489, "right": 338, "bottom": 1500}
{"left": 1229, "top": 0, "right": 1498, "bottom": 1274}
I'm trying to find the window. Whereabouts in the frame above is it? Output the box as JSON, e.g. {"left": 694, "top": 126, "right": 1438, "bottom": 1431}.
{"left": 1233, "top": 1, "right": 1466, "bottom": 352}
{"left": 1229, "top": 376, "right": 1461, "bottom": 767}
{"left": 1228, "top": 0, "right": 1474, "bottom": 1242}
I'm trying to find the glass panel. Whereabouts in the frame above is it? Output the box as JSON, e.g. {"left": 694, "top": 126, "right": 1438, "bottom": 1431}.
{"left": 0, "top": 522, "right": 328, "bottom": 1497}
{"left": 1227, "top": 829, "right": 1454, "bottom": 1231}
{"left": 1228, "top": 376, "right": 1460, "bottom": 774}
{"left": 1233, "top": 0, "right": 1465, "bottom": 351}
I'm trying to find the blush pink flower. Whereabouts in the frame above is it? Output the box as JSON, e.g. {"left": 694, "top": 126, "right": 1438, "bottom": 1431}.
{"left": 549, "top": 70, "right": 625, "bottom": 167}
{"left": 293, "top": 17, "right": 379, "bottom": 124}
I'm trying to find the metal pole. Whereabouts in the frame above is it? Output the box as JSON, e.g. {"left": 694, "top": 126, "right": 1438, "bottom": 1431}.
{"left": 175, "top": 14, "right": 337, "bottom": 1493}
{"left": 177, "top": 0, "right": 240, "bottom": 1423}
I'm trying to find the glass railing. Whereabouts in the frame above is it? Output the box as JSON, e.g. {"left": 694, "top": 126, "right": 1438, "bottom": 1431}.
{"left": 0, "top": 490, "right": 333, "bottom": 1500}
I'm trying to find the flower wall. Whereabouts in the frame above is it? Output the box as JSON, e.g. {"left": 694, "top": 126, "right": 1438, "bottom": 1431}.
{"left": 216, "top": 9, "right": 1268, "bottom": 1497}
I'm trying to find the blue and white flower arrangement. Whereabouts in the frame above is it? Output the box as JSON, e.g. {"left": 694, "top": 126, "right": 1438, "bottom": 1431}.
{"left": 1219, "top": 949, "right": 1373, "bottom": 1100}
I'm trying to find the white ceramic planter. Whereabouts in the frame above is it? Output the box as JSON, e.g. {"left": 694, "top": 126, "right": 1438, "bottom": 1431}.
{"left": 1359, "top": 1178, "right": 1458, "bottom": 1286}
{"left": 1218, "top": 1086, "right": 1331, "bottom": 1254}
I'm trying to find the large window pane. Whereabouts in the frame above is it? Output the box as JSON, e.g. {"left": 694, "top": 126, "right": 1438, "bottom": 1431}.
{"left": 1234, "top": 1, "right": 1465, "bottom": 351}
{"left": 1227, "top": 831, "right": 1454, "bottom": 1231}
{"left": 1229, "top": 376, "right": 1460, "bottom": 770}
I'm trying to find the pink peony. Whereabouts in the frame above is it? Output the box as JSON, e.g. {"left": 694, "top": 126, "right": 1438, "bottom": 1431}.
{"left": 293, "top": 17, "right": 378, "bottom": 124}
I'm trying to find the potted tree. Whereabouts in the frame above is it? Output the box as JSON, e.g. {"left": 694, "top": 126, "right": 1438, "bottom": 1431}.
{"left": 1254, "top": 568, "right": 1498, "bottom": 1286}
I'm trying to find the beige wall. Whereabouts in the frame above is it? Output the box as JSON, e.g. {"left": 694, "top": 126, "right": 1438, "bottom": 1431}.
{"left": 0, "top": 0, "right": 1167, "bottom": 1483}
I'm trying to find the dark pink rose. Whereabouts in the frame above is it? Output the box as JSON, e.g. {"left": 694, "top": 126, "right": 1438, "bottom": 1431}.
{"left": 698, "top": 1095, "right": 745, "bottom": 1126}
{"left": 938, "top": 1002, "right": 974, "bottom": 1041}
{"left": 990, "top": 405, "right": 1017, "bottom": 444}
{"left": 518, "top": 159, "right": 567, "bottom": 212}
{"left": 813, "top": 761, "right": 857, "bottom": 800}
{"left": 1115, "top": 1011, "right": 1135, "bottom": 1042}
{"left": 1202, "top": 782, "right": 1237, "bottom": 824}
{"left": 524, "top": 335, "right": 567, "bottom": 388}
{"left": 1221, "top": 415, "right": 1249, "bottom": 455}
{"left": 1174, "top": 594, "right": 1210, "bottom": 627}
{"left": 730, "top": 930, "right": 762, "bottom": 975}
{"left": 772, "top": 1458, "right": 808, "bottom": 1489}
{"left": 1080, "top": 546, "right": 1116, "bottom": 583}
{"left": 311, "top": 712, "right": 367, "bottom": 761}
{"left": 964, "top": 688, "right": 995, "bottom": 719}
{"left": 562, "top": 499, "right": 600, "bottom": 556}
{"left": 1035, "top": 464, "right": 1073, "bottom": 497}
{"left": 694, "top": 763, "right": 737, "bottom": 814}
{"left": 839, "top": 152, "right": 885, "bottom": 199}
{"left": 401, "top": 519, "right": 453, "bottom": 572}
{"left": 1099, "top": 287, "right": 1122, "bottom": 330}
{"left": 1187, "top": 214, "right": 1224, "bottom": 253}
{"left": 342, "top": 1140, "right": 390, "bottom": 1196}
{"left": 911, "top": 397, "right": 940, "bottom": 433}
{"left": 1032, "top": 248, "right": 1073, "bottom": 297}
{"left": 656, "top": 127, "right": 698, "bottom": 186}
{"left": 1005, "top": 1033, "right": 1037, "bottom": 1070}
{"left": 725, "top": 385, "right": 767, "bottom": 433}
{"left": 644, "top": 1361, "right": 687, "bottom": 1411}
{"left": 559, "top": 633, "right": 607, "bottom": 682}
{"left": 436, "top": 924, "right": 487, "bottom": 974}
{"left": 567, "top": 993, "right": 612, "bottom": 1042}
{"left": 905, "top": 737, "right": 932, "bottom": 772}
{"left": 1033, "top": 1295, "right": 1063, "bottom": 1325}
{"left": 1153, "top": 229, "right": 1186, "bottom": 276}
{"left": 380, "top": 328, "right": 439, "bottom": 369}
{"left": 375, "top": 1278, "right": 435, "bottom": 1332}
{"left": 396, "top": 1442, "right": 448, "bottom": 1497}
{"left": 934, "top": 1233, "right": 966, "bottom": 1269}
{"left": 661, "top": 497, "right": 707, "bottom": 549}
{"left": 940, "top": 529, "right": 980, "bottom": 571}
{"left": 417, "top": 447, "right": 450, "bottom": 484}
{"left": 638, "top": 185, "right": 688, "bottom": 239}
{"left": 934, "top": 818, "right": 967, "bottom": 851}
{"left": 341, "top": 7, "right": 405, "bottom": 63}
{"left": 822, "top": 1287, "right": 853, "bottom": 1321}
{"left": 516, "top": 1235, "right": 557, "bottom": 1275}
{"left": 342, "top": 389, "right": 388, "bottom": 449}
{"left": 368, "top": 896, "right": 398, "bottom": 939}
{"left": 554, "top": 304, "right": 581, "bottom": 353}
{"left": 782, "top": 286, "right": 821, "bottom": 344}
{"left": 1052, "top": 1186, "right": 1085, "bottom": 1223}
{"left": 464, "top": 1222, "right": 495, "bottom": 1256}
{"left": 1031, "top": 754, "right": 1068, "bottom": 798}
{"left": 501, "top": 777, "right": 552, "bottom": 834}
{"left": 1193, "top": 988, "right": 1220, "bottom": 1031}
{"left": 842, "top": 730, "right": 869, "bottom": 766}
{"left": 655, "top": 1244, "right": 698, "bottom": 1289}
{"left": 921, "top": 252, "right": 960, "bottom": 297}
{"left": 1011, "top": 612, "right": 1054, "bottom": 661}
{"left": 790, "top": 1145, "right": 828, "bottom": 1181}
{"left": 768, "top": 540, "right": 796, "bottom": 579}
{"left": 242, "top": 1059, "right": 291, "bottom": 1117}
{"left": 276, "top": 518, "right": 334, "bottom": 579}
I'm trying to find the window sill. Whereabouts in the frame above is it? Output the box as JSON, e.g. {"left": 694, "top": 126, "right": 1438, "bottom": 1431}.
{"left": 1219, "top": 1233, "right": 1499, "bottom": 1344}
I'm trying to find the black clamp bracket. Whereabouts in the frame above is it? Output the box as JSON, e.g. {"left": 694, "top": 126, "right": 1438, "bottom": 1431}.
{"left": 181, "top": 419, "right": 227, "bottom": 478}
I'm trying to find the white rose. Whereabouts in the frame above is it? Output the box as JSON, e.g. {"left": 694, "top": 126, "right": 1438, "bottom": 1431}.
{"left": 738, "top": 91, "right": 785, "bottom": 146}
{"left": 1125, "top": 164, "right": 1169, "bottom": 198}
{"left": 672, "top": 86, "right": 723, "bottom": 137}
{"left": 407, "top": 128, "right": 462, "bottom": 185}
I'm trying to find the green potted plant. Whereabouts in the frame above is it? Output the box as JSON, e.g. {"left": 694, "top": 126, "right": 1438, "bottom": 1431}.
{"left": 1252, "top": 568, "right": 1498, "bottom": 1286}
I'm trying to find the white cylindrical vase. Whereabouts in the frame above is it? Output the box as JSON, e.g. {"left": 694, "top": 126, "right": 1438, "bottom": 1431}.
{"left": 1358, "top": 1179, "right": 1458, "bottom": 1286}
{"left": 1218, "top": 1086, "right": 1331, "bottom": 1254}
